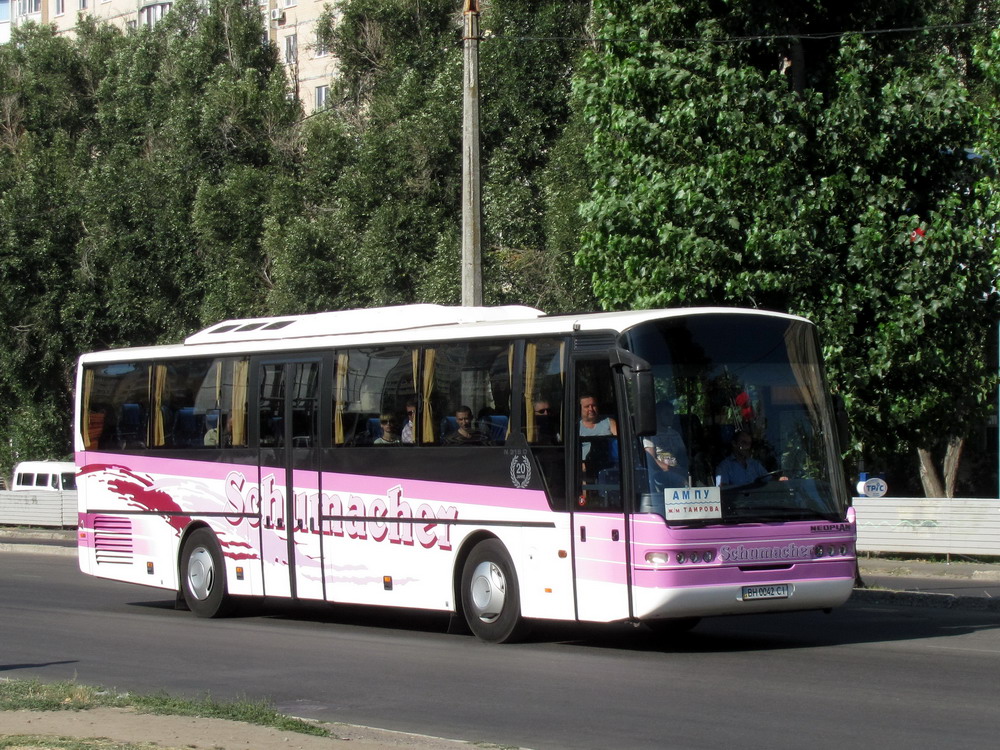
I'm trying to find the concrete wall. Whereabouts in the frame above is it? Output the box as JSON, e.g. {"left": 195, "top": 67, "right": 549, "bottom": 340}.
{"left": 0, "top": 491, "right": 77, "bottom": 527}
{"left": 855, "top": 497, "right": 1000, "bottom": 556}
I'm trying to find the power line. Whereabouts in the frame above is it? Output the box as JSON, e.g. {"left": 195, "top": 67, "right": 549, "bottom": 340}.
{"left": 482, "top": 19, "right": 993, "bottom": 47}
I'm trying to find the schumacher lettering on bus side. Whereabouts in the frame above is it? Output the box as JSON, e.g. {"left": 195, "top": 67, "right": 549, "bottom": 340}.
{"left": 224, "top": 471, "right": 458, "bottom": 551}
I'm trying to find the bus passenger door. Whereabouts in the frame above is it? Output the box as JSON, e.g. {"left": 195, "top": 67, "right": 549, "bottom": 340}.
{"left": 570, "top": 357, "right": 632, "bottom": 622}
{"left": 256, "top": 359, "right": 323, "bottom": 601}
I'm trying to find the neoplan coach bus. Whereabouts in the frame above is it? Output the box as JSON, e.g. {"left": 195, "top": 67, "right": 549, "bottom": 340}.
{"left": 75, "top": 305, "right": 856, "bottom": 642}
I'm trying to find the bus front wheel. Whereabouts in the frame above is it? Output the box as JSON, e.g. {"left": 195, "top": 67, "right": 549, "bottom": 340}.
{"left": 180, "top": 528, "right": 232, "bottom": 618}
{"left": 460, "top": 539, "right": 527, "bottom": 643}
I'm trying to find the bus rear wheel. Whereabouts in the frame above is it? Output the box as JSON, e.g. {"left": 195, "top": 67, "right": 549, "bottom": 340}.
{"left": 180, "top": 528, "right": 233, "bottom": 618}
{"left": 460, "top": 539, "right": 527, "bottom": 643}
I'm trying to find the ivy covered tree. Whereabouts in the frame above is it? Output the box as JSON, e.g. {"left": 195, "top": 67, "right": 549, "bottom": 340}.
{"left": 576, "top": 0, "right": 1000, "bottom": 496}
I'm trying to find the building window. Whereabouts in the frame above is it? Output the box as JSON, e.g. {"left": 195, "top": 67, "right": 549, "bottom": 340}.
{"left": 15, "top": 0, "right": 42, "bottom": 15}
{"left": 315, "top": 85, "right": 329, "bottom": 111}
{"left": 55, "top": 0, "right": 64, "bottom": 14}
{"left": 284, "top": 34, "right": 297, "bottom": 65}
{"left": 78, "top": 0, "right": 86, "bottom": 10}
{"left": 314, "top": 33, "right": 329, "bottom": 58}
{"left": 139, "top": 2, "right": 171, "bottom": 28}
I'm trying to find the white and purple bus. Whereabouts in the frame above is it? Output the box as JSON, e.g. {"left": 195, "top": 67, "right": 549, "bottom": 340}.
{"left": 75, "top": 305, "right": 855, "bottom": 642}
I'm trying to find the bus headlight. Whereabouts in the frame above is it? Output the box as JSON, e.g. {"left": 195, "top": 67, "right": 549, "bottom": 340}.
{"left": 644, "top": 550, "right": 717, "bottom": 566}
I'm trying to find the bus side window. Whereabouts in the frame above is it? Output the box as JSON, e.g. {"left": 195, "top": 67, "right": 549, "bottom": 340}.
{"left": 575, "top": 360, "right": 622, "bottom": 511}
{"left": 429, "top": 340, "right": 512, "bottom": 446}
{"left": 333, "top": 346, "right": 419, "bottom": 447}
{"left": 523, "top": 338, "right": 567, "bottom": 508}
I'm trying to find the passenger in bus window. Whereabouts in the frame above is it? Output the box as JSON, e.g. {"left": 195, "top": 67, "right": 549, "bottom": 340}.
{"left": 579, "top": 394, "right": 617, "bottom": 460}
{"left": 644, "top": 400, "right": 688, "bottom": 488}
{"left": 532, "top": 399, "right": 561, "bottom": 444}
{"left": 715, "top": 430, "right": 770, "bottom": 487}
{"left": 401, "top": 401, "right": 417, "bottom": 444}
{"left": 579, "top": 393, "right": 619, "bottom": 486}
{"left": 375, "top": 413, "right": 402, "bottom": 445}
{"left": 444, "top": 406, "right": 493, "bottom": 446}
{"left": 579, "top": 395, "right": 617, "bottom": 436}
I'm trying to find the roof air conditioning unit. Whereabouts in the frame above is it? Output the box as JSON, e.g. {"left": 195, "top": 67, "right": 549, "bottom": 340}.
{"left": 270, "top": 8, "right": 285, "bottom": 22}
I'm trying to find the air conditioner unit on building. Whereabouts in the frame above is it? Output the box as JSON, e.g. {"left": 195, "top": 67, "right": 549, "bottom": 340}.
{"left": 270, "top": 9, "right": 285, "bottom": 22}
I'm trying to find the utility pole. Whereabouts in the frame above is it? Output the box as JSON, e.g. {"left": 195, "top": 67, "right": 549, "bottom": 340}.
{"left": 461, "top": 0, "right": 483, "bottom": 307}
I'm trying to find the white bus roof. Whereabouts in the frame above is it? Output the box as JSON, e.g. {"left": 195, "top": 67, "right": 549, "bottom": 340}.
{"left": 79, "top": 306, "right": 807, "bottom": 363}
{"left": 183, "top": 304, "right": 546, "bottom": 346}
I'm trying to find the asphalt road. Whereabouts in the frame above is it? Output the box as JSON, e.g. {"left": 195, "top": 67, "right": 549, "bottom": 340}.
{"left": 4, "top": 551, "right": 1000, "bottom": 750}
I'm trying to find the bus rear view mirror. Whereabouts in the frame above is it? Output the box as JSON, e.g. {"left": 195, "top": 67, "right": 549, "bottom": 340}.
{"left": 610, "top": 348, "right": 656, "bottom": 436}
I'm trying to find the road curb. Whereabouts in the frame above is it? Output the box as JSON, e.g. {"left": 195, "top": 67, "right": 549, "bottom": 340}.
{"left": 0, "top": 541, "right": 76, "bottom": 556}
{"left": 850, "top": 587, "right": 1000, "bottom": 612}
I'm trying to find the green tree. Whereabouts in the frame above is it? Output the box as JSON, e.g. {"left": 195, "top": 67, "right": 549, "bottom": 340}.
{"left": 577, "top": 0, "right": 999, "bottom": 496}
{"left": 0, "top": 22, "right": 102, "bottom": 470}
{"left": 478, "top": 0, "right": 595, "bottom": 311}
{"left": 0, "top": 1, "right": 299, "bottom": 474}
{"left": 81, "top": 0, "right": 299, "bottom": 344}
{"left": 295, "top": 0, "right": 595, "bottom": 313}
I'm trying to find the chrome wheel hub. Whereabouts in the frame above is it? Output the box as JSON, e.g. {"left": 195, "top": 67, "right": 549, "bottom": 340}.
{"left": 469, "top": 560, "right": 506, "bottom": 623}
{"left": 187, "top": 546, "right": 215, "bottom": 601}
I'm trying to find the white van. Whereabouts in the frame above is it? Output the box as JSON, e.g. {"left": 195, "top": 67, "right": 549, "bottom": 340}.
{"left": 10, "top": 461, "right": 77, "bottom": 492}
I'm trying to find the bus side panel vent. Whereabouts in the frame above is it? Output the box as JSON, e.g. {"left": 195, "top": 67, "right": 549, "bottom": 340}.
{"left": 571, "top": 332, "right": 619, "bottom": 352}
{"left": 93, "top": 515, "right": 134, "bottom": 565}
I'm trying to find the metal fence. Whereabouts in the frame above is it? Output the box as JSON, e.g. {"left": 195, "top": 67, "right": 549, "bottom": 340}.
{"left": 0, "top": 490, "right": 77, "bottom": 527}
{"left": 854, "top": 497, "right": 1000, "bottom": 556}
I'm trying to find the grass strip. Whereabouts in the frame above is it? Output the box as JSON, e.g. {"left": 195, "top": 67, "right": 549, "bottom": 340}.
{"left": 0, "top": 678, "right": 328, "bottom": 738}
{"left": 0, "top": 735, "right": 161, "bottom": 749}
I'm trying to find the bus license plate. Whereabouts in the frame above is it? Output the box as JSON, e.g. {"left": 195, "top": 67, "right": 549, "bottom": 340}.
{"left": 741, "top": 584, "right": 790, "bottom": 601}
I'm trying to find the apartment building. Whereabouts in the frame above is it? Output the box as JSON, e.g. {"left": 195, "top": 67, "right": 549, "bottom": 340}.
{"left": 0, "top": 0, "right": 336, "bottom": 114}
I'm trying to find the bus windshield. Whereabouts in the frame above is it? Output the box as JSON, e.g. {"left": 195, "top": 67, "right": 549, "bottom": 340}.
{"left": 626, "top": 314, "right": 848, "bottom": 526}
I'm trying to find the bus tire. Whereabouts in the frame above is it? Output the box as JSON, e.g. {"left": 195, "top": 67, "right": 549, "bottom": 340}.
{"left": 460, "top": 539, "right": 527, "bottom": 643}
{"left": 180, "top": 528, "right": 232, "bottom": 618}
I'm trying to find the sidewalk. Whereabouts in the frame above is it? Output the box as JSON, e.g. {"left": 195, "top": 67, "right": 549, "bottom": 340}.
{"left": 854, "top": 554, "right": 1000, "bottom": 610}
{"left": 0, "top": 526, "right": 77, "bottom": 554}
{"left": 3, "top": 526, "right": 999, "bottom": 610}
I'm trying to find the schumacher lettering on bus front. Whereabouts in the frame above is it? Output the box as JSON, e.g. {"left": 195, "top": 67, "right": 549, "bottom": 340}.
{"left": 719, "top": 543, "right": 813, "bottom": 563}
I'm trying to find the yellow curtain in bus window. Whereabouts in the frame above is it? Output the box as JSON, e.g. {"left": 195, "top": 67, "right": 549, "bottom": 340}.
{"left": 231, "top": 359, "right": 249, "bottom": 447}
{"left": 421, "top": 348, "right": 436, "bottom": 443}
